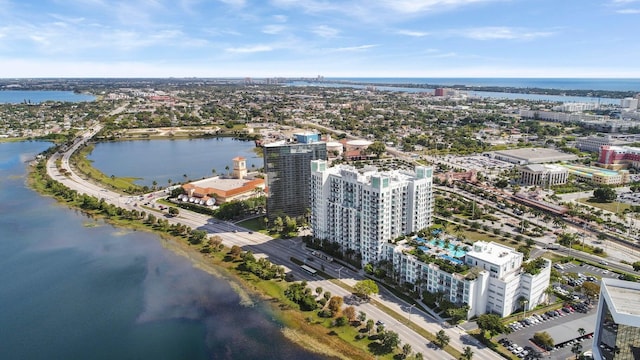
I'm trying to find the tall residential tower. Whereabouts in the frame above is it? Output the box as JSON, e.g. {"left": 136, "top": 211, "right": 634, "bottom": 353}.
{"left": 310, "top": 160, "right": 433, "bottom": 266}
{"left": 264, "top": 139, "right": 327, "bottom": 220}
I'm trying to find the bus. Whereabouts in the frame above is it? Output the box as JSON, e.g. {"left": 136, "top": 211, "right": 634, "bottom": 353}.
{"left": 300, "top": 265, "right": 317, "bottom": 276}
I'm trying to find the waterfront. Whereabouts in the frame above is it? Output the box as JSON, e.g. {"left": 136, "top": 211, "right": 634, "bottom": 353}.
{"left": 0, "top": 141, "right": 325, "bottom": 360}
{"left": 86, "top": 138, "right": 263, "bottom": 187}
{"left": 0, "top": 90, "right": 95, "bottom": 104}
{"left": 290, "top": 80, "right": 629, "bottom": 105}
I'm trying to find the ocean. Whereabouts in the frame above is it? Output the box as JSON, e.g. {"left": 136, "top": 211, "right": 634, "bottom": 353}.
{"left": 325, "top": 78, "right": 640, "bottom": 92}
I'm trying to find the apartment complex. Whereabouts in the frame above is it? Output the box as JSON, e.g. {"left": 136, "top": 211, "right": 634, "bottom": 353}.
{"left": 264, "top": 140, "right": 327, "bottom": 220}
{"left": 310, "top": 160, "right": 434, "bottom": 266}
{"left": 592, "top": 278, "right": 640, "bottom": 360}
{"left": 383, "top": 241, "right": 551, "bottom": 318}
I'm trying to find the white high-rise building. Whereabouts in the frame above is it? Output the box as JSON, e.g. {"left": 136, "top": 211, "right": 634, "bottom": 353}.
{"left": 310, "top": 160, "right": 433, "bottom": 266}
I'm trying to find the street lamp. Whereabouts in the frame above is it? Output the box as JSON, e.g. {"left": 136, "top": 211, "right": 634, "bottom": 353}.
{"left": 523, "top": 300, "right": 529, "bottom": 320}
{"left": 408, "top": 303, "right": 416, "bottom": 322}
{"left": 336, "top": 266, "right": 344, "bottom": 278}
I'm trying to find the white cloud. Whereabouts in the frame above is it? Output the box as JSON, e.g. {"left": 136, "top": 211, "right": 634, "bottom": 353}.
{"left": 396, "top": 29, "right": 430, "bottom": 37}
{"left": 455, "top": 27, "right": 554, "bottom": 40}
{"left": 312, "top": 25, "right": 340, "bottom": 38}
{"left": 218, "top": 0, "right": 246, "bottom": 6}
{"left": 272, "top": 14, "right": 288, "bottom": 22}
{"left": 377, "top": 0, "right": 494, "bottom": 14}
{"left": 262, "top": 24, "right": 286, "bottom": 34}
{"left": 328, "top": 44, "right": 378, "bottom": 52}
{"left": 225, "top": 44, "right": 274, "bottom": 53}
{"left": 616, "top": 8, "right": 640, "bottom": 13}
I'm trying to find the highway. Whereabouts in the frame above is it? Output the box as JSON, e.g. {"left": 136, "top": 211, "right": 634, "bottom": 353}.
{"left": 43, "top": 127, "right": 504, "bottom": 360}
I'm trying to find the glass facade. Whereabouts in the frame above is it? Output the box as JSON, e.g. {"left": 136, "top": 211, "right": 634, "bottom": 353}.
{"left": 596, "top": 300, "right": 640, "bottom": 359}
{"left": 264, "top": 142, "right": 327, "bottom": 220}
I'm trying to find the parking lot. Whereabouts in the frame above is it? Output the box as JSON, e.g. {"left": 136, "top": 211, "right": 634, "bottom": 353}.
{"left": 494, "top": 261, "right": 618, "bottom": 359}
{"left": 498, "top": 304, "right": 595, "bottom": 359}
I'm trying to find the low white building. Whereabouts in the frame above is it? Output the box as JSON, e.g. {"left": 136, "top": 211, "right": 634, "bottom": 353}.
{"left": 382, "top": 241, "right": 551, "bottom": 319}
{"left": 519, "top": 164, "right": 569, "bottom": 187}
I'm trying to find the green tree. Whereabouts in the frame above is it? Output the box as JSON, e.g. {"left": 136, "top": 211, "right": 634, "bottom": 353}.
{"left": 459, "top": 346, "right": 474, "bottom": 360}
{"left": 358, "top": 311, "right": 367, "bottom": 323}
{"left": 581, "top": 282, "right": 600, "bottom": 303}
{"left": 379, "top": 330, "right": 400, "bottom": 353}
{"left": 476, "top": 313, "right": 507, "bottom": 338}
{"left": 435, "top": 329, "right": 450, "bottom": 349}
{"left": 353, "top": 279, "right": 379, "bottom": 299}
{"left": 633, "top": 261, "right": 640, "bottom": 271}
{"left": 168, "top": 207, "right": 179, "bottom": 216}
{"left": 402, "top": 343, "right": 412, "bottom": 359}
{"left": 533, "top": 331, "right": 554, "bottom": 349}
{"left": 366, "top": 319, "right": 375, "bottom": 334}
{"left": 571, "top": 342, "right": 583, "bottom": 359}
{"left": 366, "top": 141, "right": 386, "bottom": 158}
{"left": 593, "top": 187, "right": 617, "bottom": 202}
{"left": 578, "top": 327, "right": 586, "bottom": 337}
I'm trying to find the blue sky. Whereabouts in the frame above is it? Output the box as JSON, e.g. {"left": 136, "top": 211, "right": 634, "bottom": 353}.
{"left": 0, "top": 0, "right": 638, "bottom": 78}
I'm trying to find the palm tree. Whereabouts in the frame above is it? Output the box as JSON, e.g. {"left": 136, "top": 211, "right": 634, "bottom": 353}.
{"left": 571, "top": 342, "right": 583, "bottom": 359}
{"left": 578, "top": 327, "right": 586, "bottom": 337}
{"left": 152, "top": 180, "right": 157, "bottom": 190}
{"left": 211, "top": 168, "right": 217, "bottom": 177}
{"left": 402, "top": 343, "right": 412, "bottom": 358}
{"left": 435, "top": 329, "right": 450, "bottom": 349}
{"left": 167, "top": 179, "right": 172, "bottom": 187}
{"left": 460, "top": 346, "right": 474, "bottom": 360}
{"left": 225, "top": 165, "right": 230, "bottom": 176}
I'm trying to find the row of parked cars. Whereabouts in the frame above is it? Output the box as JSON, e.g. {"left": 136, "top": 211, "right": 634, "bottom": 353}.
{"left": 498, "top": 339, "right": 539, "bottom": 359}
{"left": 508, "top": 303, "right": 591, "bottom": 333}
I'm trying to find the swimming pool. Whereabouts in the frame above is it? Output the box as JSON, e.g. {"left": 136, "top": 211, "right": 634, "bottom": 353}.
{"left": 440, "top": 254, "right": 464, "bottom": 265}
{"left": 414, "top": 237, "right": 467, "bottom": 258}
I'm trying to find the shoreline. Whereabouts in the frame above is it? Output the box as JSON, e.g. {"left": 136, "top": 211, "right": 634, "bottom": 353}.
{"left": 27, "top": 154, "right": 373, "bottom": 360}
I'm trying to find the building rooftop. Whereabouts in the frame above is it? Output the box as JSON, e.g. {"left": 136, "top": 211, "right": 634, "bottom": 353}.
{"left": 602, "top": 278, "right": 640, "bottom": 317}
{"left": 465, "top": 241, "right": 521, "bottom": 266}
{"left": 492, "top": 147, "right": 578, "bottom": 163}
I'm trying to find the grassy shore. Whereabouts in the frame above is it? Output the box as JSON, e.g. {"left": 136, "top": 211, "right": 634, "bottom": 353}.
{"left": 29, "top": 158, "right": 383, "bottom": 360}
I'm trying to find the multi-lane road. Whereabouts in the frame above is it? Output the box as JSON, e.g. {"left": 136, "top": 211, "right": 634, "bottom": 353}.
{"left": 43, "top": 127, "right": 504, "bottom": 360}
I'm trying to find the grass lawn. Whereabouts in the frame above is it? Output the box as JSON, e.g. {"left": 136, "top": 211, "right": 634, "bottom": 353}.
{"left": 71, "top": 144, "right": 143, "bottom": 192}
{"left": 576, "top": 198, "right": 630, "bottom": 214}
{"left": 237, "top": 217, "right": 266, "bottom": 231}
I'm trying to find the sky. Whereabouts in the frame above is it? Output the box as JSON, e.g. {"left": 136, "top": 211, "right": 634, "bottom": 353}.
{"left": 0, "top": 0, "right": 639, "bottom": 78}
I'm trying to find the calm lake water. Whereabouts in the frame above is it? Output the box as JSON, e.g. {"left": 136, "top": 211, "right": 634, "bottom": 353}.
{"left": 87, "top": 138, "right": 263, "bottom": 187}
{"left": 0, "top": 141, "right": 326, "bottom": 360}
{"left": 0, "top": 90, "right": 96, "bottom": 104}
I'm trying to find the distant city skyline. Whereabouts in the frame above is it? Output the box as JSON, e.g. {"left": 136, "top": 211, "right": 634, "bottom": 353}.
{"left": 0, "top": 0, "right": 639, "bottom": 78}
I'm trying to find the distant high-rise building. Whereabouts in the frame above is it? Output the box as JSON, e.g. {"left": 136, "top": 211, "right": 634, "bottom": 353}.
{"left": 310, "top": 160, "right": 433, "bottom": 266}
{"left": 592, "top": 278, "right": 640, "bottom": 360}
{"left": 264, "top": 141, "right": 327, "bottom": 220}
